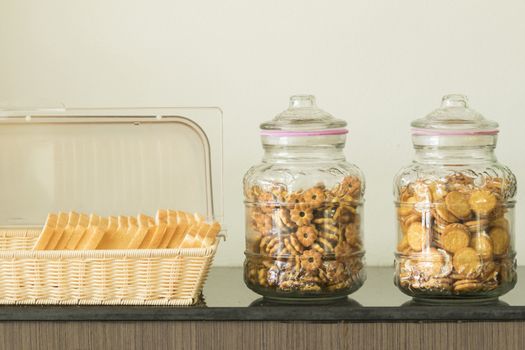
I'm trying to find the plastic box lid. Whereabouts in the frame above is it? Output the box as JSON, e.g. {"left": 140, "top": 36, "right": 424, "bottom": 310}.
{"left": 0, "top": 107, "right": 223, "bottom": 227}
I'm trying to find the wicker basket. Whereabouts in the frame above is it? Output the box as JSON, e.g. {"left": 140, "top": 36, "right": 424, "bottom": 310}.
{"left": 0, "top": 228, "right": 219, "bottom": 306}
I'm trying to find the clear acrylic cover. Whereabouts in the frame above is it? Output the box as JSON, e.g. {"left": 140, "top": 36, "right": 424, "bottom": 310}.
{"left": 0, "top": 107, "right": 223, "bottom": 227}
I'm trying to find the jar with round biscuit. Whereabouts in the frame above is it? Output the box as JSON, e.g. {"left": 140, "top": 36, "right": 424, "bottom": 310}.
{"left": 243, "top": 95, "right": 366, "bottom": 301}
{"left": 394, "top": 94, "right": 517, "bottom": 302}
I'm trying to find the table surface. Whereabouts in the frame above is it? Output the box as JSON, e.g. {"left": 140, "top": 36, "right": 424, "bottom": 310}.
{"left": 0, "top": 266, "right": 524, "bottom": 322}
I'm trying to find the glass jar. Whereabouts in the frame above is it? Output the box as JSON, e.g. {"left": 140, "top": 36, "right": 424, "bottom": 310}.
{"left": 243, "top": 95, "right": 366, "bottom": 301}
{"left": 394, "top": 94, "right": 517, "bottom": 302}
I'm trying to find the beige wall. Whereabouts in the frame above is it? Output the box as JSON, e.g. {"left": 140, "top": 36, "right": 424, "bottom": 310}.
{"left": 1, "top": 0, "right": 524, "bottom": 266}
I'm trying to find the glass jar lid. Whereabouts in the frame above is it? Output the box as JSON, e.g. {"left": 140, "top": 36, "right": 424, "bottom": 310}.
{"left": 412, "top": 94, "right": 498, "bottom": 135}
{"left": 260, "top": 95, "right": 347, "bottom": 136}
{"left": 411, "top": 94, "right": 499, "bottom": 147}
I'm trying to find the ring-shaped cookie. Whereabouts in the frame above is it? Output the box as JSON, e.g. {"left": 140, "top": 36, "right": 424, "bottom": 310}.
{"left": 300, "top": 249, "right": 323, "bottom": 273}
{"left": 296, "top": 225, "right": 318, "bottom": 248}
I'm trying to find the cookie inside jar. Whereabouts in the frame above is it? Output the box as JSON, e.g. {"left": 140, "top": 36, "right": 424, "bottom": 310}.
{"left": 243, "top": 95, "right": 366, "bottom": 301}
{"left": 393, "top": 94, "right": 517, "bottom": 302}
{"left": 244, "top": 177, "right": 365, "bottom": 300}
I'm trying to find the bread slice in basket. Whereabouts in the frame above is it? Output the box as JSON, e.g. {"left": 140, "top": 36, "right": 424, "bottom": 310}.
{"left": 31, "top": 210, "right": 221, "bottom": 250}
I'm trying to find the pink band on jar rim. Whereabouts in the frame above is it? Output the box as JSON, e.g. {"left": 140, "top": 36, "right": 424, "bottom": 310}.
{"left": 260, "top": 128, "right": 349, "bottom": 137}
{"left": 411, "top": 128, "right": 499, "bottom": 136}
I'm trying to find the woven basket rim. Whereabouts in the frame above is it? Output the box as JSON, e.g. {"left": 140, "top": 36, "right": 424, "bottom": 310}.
{"left": 0, "top": 246, "right": 218, "bottom": 258}
{"left": 0, "top": 227, "right": 222, "bottom": 258}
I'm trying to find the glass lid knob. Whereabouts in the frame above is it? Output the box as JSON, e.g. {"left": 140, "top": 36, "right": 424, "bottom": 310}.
{"left": 440, "top": 94, "right": 469, "bottom": 108}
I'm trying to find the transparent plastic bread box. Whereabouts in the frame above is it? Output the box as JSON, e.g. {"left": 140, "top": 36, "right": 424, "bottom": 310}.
{"left": 0, "top": 106, "right": 224, "bottom": 306}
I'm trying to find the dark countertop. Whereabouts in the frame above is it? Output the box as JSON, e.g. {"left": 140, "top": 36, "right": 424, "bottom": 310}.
{"left": 0, "top": 267, "right": 524, "bottom": 322}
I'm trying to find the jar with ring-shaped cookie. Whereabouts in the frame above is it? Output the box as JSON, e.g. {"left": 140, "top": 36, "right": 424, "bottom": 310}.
{"left": 394, "top": 94, "right": 517, "bottom": 303}
{"left": 243, "top": 95, "right": 366, "bottom": 301}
